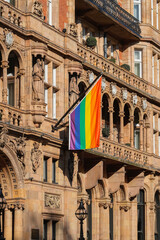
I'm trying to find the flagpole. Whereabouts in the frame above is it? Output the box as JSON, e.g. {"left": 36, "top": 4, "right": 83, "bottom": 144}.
{"left": 52, "top": 73, "right": 102, "bottom": 132}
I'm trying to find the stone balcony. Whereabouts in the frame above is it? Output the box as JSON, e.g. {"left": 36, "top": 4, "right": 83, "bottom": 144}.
{"left": 86, "top": 137, "right": 160, "bottom": 173}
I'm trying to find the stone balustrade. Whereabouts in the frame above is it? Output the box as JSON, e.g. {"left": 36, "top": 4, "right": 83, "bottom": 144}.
{"left": 0, "top": 104, "right": 22, "bottom": 127}
{"left": 91, "top": 137, "right": 160, "bottom": 171}
{"left": 0, "top": 0, "right": 24, "bottom": 27}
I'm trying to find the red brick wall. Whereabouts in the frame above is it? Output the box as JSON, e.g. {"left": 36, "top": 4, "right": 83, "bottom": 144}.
{"left": 118, "top": 0, "right": 122, "bottom": 7}
{"left": 59, "top": 0, "right": 68, "bottom": 30}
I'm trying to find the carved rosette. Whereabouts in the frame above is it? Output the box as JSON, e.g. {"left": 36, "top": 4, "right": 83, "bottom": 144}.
{"left": 31, "top": 142, "right": 42, "bottom": 173}
{"left": 45, "top": 193, "right": 61, "bottom": 210}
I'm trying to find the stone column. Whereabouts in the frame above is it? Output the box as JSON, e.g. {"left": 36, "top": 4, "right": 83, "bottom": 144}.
{"left": 14, "top": 204, "right": 24, "bottom": 240}
{"left": 1, "top": 61, "right": 9, "bottom": 104}
{"left": 119, "top": 112, "right": 124, "bottom": 144}
{"left": 120, "top": 203, "right": 131, "bottom": 240}
{"left": 19, "top": 69, "right": 25, "bottom": 109}
{"left": 4, "top": 207, "right": 12, "bottom": 240}
{"left": 149, "top": 202, "right": 155, "bottom": 240}
{"left": 140, "top": 120, "right": 143, "bottom": 151}
{"left": 99, "top": 201, "right": 110, "bottom": 240}
{"left": 146, "top": 123, "right": 150, "bottom": 153}
{"left": 109, "top": 107, "right": 113, "bottom": 141}
{"left": 130, "top": 116, "right": 134, "bottom": 147}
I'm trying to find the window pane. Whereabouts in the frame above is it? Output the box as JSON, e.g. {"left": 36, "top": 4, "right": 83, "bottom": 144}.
{"left": 8, "top": 83, "right": 14, "bottom": 106}
{"left": 43, "top": 220, "right": 48, "bottom": 240}
{"left": 134, "top": 63, "right": 141, "bottom": 77}
{"left": 135, "top": 51, "right": 141, "bottom": 60}
{"left": 134, "top": 5, "right": 139, "bottom": 20}
{"left": 43, "top": 157, "right": 48, "bottom": 182}
{"left": 52, "top": 221, "right": 56, "bottom": 240}
{"left": 52, "top": 159, "right": 56, "bottom": 183}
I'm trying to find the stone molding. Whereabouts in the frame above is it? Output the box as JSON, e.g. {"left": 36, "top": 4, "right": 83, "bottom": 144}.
{"left": 119, "top": 202, "right": 131, "bottom": 212}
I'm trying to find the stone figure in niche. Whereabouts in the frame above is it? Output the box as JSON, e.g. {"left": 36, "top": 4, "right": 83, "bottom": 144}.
{"left": 31, "top": 142, "right": 42, "bottom": 173}
{"left": 69, "top": 75, "right": 79, "bottom": 106}
{"left": 32, "top": 58, "right": 44, "bottom": 102}
{"left": 68, "top": 152, "right": 79, "bottom": 185}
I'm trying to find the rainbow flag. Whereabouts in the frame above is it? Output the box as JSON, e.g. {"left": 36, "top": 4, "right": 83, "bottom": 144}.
{"left": 69, "top": 76, "right": 102, "bottom": 150}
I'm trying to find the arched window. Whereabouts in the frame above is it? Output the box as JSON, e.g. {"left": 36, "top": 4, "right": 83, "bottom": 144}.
{"left": 113, "top": 99, "right": 120, "bottom": 143}
{"left": 155, "top": 191, "right": 160, "bottom": 240}
{"left": 7, "top": 51, "right": 20, "bottom": 107}
{"left": 102, "top": 94, "right": 109, "bottom": 138}
{"left": 124, "top": 104, "right": 130, "bottom": 146}
{"left": 134, "top": 108, "right": 140, "bottom": 149}
{"left": 137, "top": 190, "right": 145, "bottom": 240}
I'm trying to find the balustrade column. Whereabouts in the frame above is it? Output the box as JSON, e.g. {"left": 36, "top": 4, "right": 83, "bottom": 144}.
{"left": 119, "top": 112, "right": 124, "bottom": 144}
{"left": 14, "top": 204, "right": 24, "bottom": 240}
{"left": 99, "top": 200, "right": 110, "bottom": 240}
{"left": 140, "top": 120, "right": 143, "bottom": 151}
{"left": 1, "top": 61, "right": 9, "bottom": 104}
{"left": 4, "top": 207, "right": 12, "bottom": 240}
{"left": 130, "top": 116, "right": 134, "bottom": 147}
{"left": 109, "top": 107, "right": 113, "bottom": 141}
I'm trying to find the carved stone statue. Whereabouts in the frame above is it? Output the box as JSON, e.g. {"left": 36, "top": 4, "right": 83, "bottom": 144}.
{"left": 69, "top": 76, "right": 79, "bottom": 106}
{"left": 33, "top": 1, "right": 44, "bottom": 19}
{"left": 69, "top": 23, "right": 77, "bottom": 38}
{"left": 0, "top": 125, "right": 8, "bottom": 148}
{"left": 32, "top": 58, "right": 44, "bottom": 102}
{"left": 9, "top": 137, "right": 26, "bottom": 172}
{"left": 68, "top": 152, "right": 79, "bottom": 185}
{"left": 31, "top": 142, "right": 42, "bottom": 173}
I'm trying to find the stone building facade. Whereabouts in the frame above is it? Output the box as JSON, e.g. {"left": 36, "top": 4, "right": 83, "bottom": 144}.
{"left": 0, "top": 0, "right": 159, "bottom": 239}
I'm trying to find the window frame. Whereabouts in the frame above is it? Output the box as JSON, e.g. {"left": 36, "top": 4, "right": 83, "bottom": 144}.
{"left": 134, "top": 49, "right": 142, "bottom": 78}
{"left": 134, "top": 0, "right": 141, "bottom": 21}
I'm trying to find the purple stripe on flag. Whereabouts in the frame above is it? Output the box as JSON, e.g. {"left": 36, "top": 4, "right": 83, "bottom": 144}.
{"left": 70, "top": 110, "right": 76, "bottom": 150}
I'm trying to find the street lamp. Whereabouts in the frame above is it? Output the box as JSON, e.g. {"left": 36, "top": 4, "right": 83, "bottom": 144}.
{"left": 0, "top": 185, "right": 6, "bottom": 240}
{"left": 75, "top": 199, "right": 88, "bottom": 240}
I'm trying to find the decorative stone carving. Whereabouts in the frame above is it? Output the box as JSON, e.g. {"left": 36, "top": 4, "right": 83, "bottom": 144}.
{"left": 32, "top": 58, "right": 44, "bottom": 102}
{"left": 3, "top": 28, "right": 14, "bottom": 49}
{"left": 33, "top": 1, "right": 44, "bottom": 19}
{"left": 149, "top": 202, "right": 155, "bottom": 212}
{"left": 0, "top": 125, "right": 8, "bottom": 148}
{"left": 69, "top": 75, "right": 79, "bottom": 106}
{"left": 68, "top": 152, "right": 79, "bottom": 184}
{"left": 87, "top": 71, "right": 94, "bottom": 84}
{"left": 142, "top": 98, "right": 147, "bottom": 111}
{"left": 31, "top": 142, "right": 42, "bottom": 173}
{"left": 120, "top": 205, "right": 131, "bottom": 212}
{"left": 9, "top": 137, "right": 26, "bottom": 171}
{"left": 132, "top": 94, "right": 138, "bottom": 105}
{"left": 69, "top": 23, "right": 77, "bottom": 38}
{"left": 99, "top": 202, "right": 110, "bottom": 209}
{"left": 101, "top": 78, "right": 106, "bottom": 91}
{"left": 121, "top": 88, "right": 128, "bottom": 101}
{"left": 110, "top": 83, "right": 117, "bottom": 97}
{"left": 45, "top": 193, "right": 61, "bottom": 210}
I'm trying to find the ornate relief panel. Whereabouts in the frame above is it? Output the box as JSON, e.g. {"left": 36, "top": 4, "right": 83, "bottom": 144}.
{"left": 45, "top": 193, "right": 61, "bottom": 210}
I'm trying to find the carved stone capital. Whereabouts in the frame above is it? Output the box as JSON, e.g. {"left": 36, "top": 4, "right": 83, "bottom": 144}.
{"left": 1, "top": 61, "right": 9, "bottom": 69}
{"left": 99, "top": 200, "right": 111, "bottom": 209}
{"left": 119, "top": 202, "right": 131, "bottom": 212}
